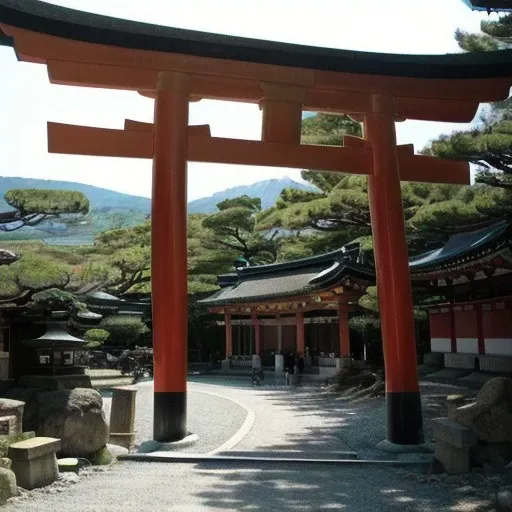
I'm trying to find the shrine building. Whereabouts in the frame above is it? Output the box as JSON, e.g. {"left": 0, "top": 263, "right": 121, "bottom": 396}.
{"left": 202, "top": 221, "right": 512, "bottom": 375}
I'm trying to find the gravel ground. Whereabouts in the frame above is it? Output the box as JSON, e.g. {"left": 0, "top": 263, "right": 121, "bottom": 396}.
{"left": 3, "top": 377, "right": 511, "bottom": 511}
{"left": 102, "top": 380, "right": 248, "bottom": 453}
{"left": 4, "top": 459, "right": 510, "bottom": 512}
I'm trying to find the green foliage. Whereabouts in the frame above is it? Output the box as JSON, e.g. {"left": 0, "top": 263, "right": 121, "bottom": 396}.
{"left": 85, "top": 221, "right": 151, "bottom": 295}
{"left": 29, "top": 288, "right": 85, "bottom": 314}
{"left": 0, "top": 253, "right": 72, "bottom": 299}
{"left": 203, "top": 195, "right": 280, "bottom": 265}
{"left": 427, "top": 15, "right": 512, "bottom": 199}
{"left": 83, "top": 328, "right": 110, "bottom": 349}
{"left": 4, "top": 189, "right": 89, "bottom": 216}
{"left": 99, "top": 315, "right": 150, "bottom": 347}
{"left": 455, "top": 14, "right": 512, "bottom": 52}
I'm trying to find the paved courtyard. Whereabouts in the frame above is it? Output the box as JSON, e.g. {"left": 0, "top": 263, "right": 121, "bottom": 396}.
{"left": 4, "top": 377, "right": 511, "bottom": 511}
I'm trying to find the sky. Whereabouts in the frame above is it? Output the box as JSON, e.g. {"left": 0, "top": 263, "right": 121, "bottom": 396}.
{"left": 0, "top": 0, "right": 498, "bottom": 201}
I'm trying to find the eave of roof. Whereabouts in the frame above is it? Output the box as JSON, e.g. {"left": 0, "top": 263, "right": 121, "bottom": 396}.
{"left": 1, "top": 0, "right": 512, "bottom": 79}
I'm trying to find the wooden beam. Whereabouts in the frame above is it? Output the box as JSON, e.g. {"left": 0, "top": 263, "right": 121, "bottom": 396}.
{"left": 124, "top": 119, "right": 211, "bottom": 136}
{"left": 343, "top": 136, "right": 469, "bottom": 184}
{"left": 399, "top": 154, "right": 470, "bottom": 185}
{"left": 188, "top": 136, "right": 372, "bottom": 174}
{"left": 47, "top": 122, "right": 373, "bottom": 174}
{"left": 47, "top": 122, "right": 153, "bottom": 158}
{"left": 48, "top": 61, "right": 480, "bottom": 123}
{"left": 47, "top": 122, "right": 469, "bottom": 183}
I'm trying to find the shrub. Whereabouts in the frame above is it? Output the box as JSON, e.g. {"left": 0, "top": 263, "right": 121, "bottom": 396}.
{"left": 83, "top": 328, "right": 110, "bottom": 349}
{"left": 100, "top": 315, "right": 150, "bottom": 347}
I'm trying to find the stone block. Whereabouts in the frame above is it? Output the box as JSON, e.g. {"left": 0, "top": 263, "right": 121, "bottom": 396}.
{"left": 479, "top": 356, "right": 512, "bottom": 374}
{"left": 434, "top": 439, "right": 471, "bottom": 474}
{"left": 109, "top": 387, "right": 137, "bottom": 452}
{"left": 444, "top": 353, "right": 476, "bottom": 369}
{"left": 432, "top": 418, "right": 478, "bottom": 449}
{"left": 9, "top": 437, "right": 61, "bottom": 490}
{"left": 423, "top": 352, "right": 445, "bottom": 367}
{"left": 0, "top": 399, "right": 24, "bottom": 435}
{"left": 275, "top": 354, "right": 284, "bottom": 373}
{"left": 0, "top": 416, "right": 16, "bottom": 436}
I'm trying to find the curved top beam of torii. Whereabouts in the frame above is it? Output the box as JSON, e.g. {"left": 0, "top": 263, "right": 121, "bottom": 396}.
{"left": 0, "top": 0, "right": 511, "bottom": 79}
{"left": 0, "top": 0, "right": 511, "bottom": 124}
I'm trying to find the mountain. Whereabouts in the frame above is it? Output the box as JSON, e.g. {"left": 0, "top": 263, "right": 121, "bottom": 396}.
{"left": 0, "top": 176, "right": 317, "bottom": 244}
{"left": 187, "top": 177, "right": 317, "bottom": 214}
{"left": 0, "top": 177, "right": 151, "bottom": 213}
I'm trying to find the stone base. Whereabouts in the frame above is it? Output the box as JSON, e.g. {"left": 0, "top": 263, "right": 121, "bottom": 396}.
{"left": 109, "top": 432, "right": 135, "bottom": 451}
{"left": 252, "top": 354, "right": 261, "bottom": 370}
{"left": 275, "top": 354, "right": 284, "bottom": 373}
{"left": 444, "top": 353, "right": 476, "bottom": 370}
{"left": 138, "top": 433, "right": 199, "bottom": 454}
{"left": 478, "top": 355, "right": 512, "bottom": 374}
{"left": 18, "top": 374, "right": 92, "bottom": 391}
{"left": 376, "top": 440, "right": 435, "bottom": 454}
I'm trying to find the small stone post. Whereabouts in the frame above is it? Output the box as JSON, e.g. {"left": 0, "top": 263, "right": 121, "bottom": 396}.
{"left": 109, "top": 387, "right": 137, "bottom": 451}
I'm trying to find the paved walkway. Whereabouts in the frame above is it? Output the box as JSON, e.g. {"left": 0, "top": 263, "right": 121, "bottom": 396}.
{"left": 4, "top": 378, "right": 510, "bottom": 511}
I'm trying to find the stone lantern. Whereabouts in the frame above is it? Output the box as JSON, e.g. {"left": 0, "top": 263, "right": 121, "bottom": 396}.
{"left": 20, "top": 311, "right": 91, "bottom": 389}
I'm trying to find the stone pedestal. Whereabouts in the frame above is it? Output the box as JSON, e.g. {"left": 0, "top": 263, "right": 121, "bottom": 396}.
{"left": 109, "top": 387, "right": 137, "bottom": 451}
{"left": 9, "top": 437, "right": 60, "bottom": 490}
{"left": 432, "top": 417, "right": 478, "bottom": 474}
{"left": 275, "top": 354, "right": 284, "bottom": 373}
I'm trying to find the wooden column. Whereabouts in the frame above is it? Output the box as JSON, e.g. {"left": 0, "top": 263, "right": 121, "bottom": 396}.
{"left": 225, "top": 313, "right": 232, "bottom": 358}
{"left": 277, "top": 316, "right": 283, "bottom": 353}
{"left": 260, "top": 83, "right": 305, "bottom": 144}
{"left": 151, "top": 72, "right": 189, "bottom": 442}
{"left": 252, "top": 313, "right": 261, "bottom": 355}
{"left": 366, "top": 94, "right": 424, "bottom": 446}
{"left": 338, "top": 303, "right": 351, "bottom": 358}
{"left": 296, "top": 312, "right": 305, "bottom": 355}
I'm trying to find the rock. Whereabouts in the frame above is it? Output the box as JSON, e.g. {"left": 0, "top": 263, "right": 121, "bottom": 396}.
{"left": 453, "top": 377, "right": 512, "bottom": 443}
{"left": 495, "top": 485, "right": 512, "bottom": 512}
{"left": 88, "top": 446, "right": 113, "bottom": 466}
{"left": 57, "top": 458, "right": 79, "bottom": 473}
{"left": 0, "top": 468, "right": 17, "bottom": 504}
{"left": 37, "top": 388, "right": 108, "bottom": 457}
{"left": 0, "top": 458, "right": 11, "bottom": 470}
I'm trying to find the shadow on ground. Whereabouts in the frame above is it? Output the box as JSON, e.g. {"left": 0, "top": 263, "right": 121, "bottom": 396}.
{"left": 189, "top": 461, "right": 496, "bottom": 511}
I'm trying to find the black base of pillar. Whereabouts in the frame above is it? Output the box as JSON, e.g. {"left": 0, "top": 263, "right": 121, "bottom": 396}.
{"left": 153, "top": 391, "right": 187, "bottom": 442}
{"left": 386, "top": 391, "right": 424, "bottom": 445}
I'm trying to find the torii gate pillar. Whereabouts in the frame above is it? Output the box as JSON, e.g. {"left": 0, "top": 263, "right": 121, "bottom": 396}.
{"left": 151, "top": 72, "right": 189, "bottom": 442}
{"left": 366, "top": 94, "right": 423, "bottom": 445}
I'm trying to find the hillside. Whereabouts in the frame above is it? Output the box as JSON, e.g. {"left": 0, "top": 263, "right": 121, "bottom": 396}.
{"left": 0, "top": 176, "right": 317, "bottom": 244}
{"left": 188, "top": 177, "right": 317, "bottom": 214}
{"left": 0, "top": 177, "right": 151, "bottom": 213}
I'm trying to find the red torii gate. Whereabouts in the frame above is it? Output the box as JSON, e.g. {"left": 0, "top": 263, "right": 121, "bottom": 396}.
{"left": 1, "top": 1, "right": 511, "bottom": 446}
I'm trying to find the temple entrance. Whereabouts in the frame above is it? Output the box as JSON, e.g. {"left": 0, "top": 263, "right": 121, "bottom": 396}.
{"left": 1, "top": 1, "right": 510, "bottom": 446}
